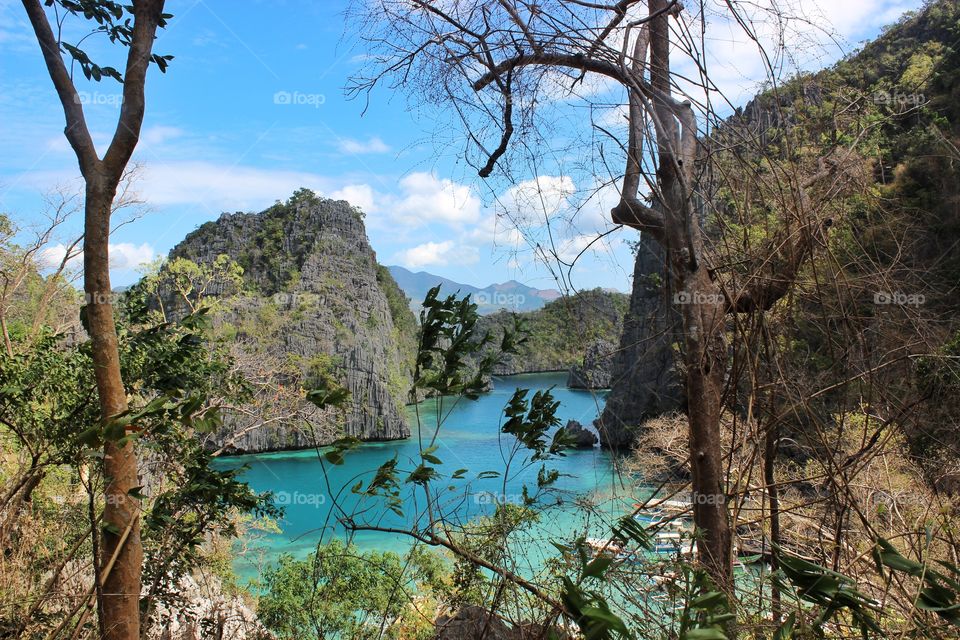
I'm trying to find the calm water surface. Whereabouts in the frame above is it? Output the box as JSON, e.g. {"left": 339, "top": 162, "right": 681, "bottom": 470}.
{"left": 217, "top": 373, "right": 633, "bottom": 581}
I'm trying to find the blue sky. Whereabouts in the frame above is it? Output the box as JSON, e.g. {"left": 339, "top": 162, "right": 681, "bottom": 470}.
{"left": 0, "top": 0, "right": 925, "bottom": 293}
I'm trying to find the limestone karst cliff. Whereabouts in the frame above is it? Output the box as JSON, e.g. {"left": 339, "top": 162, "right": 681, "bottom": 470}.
{"left": 474, "top": 288, "right": 628, "bottom": 385}
{"left": 166, "top": 190, "right": 417, "bottom": 453}
{"left": 596, "top": 233, "right": 683, "bottom": 449}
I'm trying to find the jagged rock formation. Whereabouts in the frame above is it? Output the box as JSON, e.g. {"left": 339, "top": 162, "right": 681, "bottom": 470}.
{"left": 146, "top": 574, "right": 270, "bottom": 640}
{"left": 596, "top": 233, "right": 684, "bottom": 450}
{"left": 567, "top": 338, "right": 616, "bottom": 389}
{"left": 564, "top": 419, "right": 599, "bottom": 448}
{"left": 167, "top": 191, "right": 416, "bottom": 453}
{"left": 476, "top": 289, "right": 628, "bottom": 380}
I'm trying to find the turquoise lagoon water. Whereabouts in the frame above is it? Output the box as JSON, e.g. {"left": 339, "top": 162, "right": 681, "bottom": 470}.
{"left": 217, "top": 373, "right": 635, "bottom": 581}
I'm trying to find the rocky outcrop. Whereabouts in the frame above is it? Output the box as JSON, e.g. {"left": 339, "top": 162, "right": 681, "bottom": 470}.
{"left": 567, "top": 338, "right": 616, "bottom": 389}
{"left": 475, "top": 289, "right": 628, "bottom": 380}
{"left": 166, "top": 191, "right": 416, "bottom": 453}
{"left": 596, "top": 233, "right": 684, "bottom": 450}
{"left": 564, "top": 420, "right": 598, "bottom": 448}
{"left": 146, "top": 574, "right": 270, "bottom": 640}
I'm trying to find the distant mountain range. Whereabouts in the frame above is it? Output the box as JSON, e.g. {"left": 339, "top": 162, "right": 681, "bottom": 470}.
{"left": 387, "top": 265, "right": 563, "bottom": 314}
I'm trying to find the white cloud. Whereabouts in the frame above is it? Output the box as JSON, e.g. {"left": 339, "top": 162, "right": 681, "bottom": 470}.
{"left": 111, "top": 242, "right": 157, "bottom": 269}
{"left": 672, "top": 0, "right": 925, "bottom": 106}
{"left": 137, "top": 161, "right": 334, "bottom": 212}
{"left": 497, "top": 175, "right": 575, "bottom": 224}
{"left": 554, "top": 233, "right": 618, "bottom": 263}
{"left": 39, "top": 242, "right": 156, "bottom": 271}
{"left": 16, "top": 161, "right": 482, "bottom": 234}
{"left": 393, "top": 172, "right": 482, "bottom": 226}
{"left": 467, "top": 213, "right": 526, "bottom": 247}
{"left": 324, "top": 172, "right": 482, "bottom": 229}
{"left": 330, "top": 183, "right": 375, "bottom": 212}
{"left": 38, "top": 243, "right": 82, "bottom": 270}
{"left": 337, "top": 136, "right": 391, "bottom": 154}
{"left": 394, "top": 240, "right": 478, "bottom": 268}
{"left": 139, "top": 125, "right": 185, "bottom": 148}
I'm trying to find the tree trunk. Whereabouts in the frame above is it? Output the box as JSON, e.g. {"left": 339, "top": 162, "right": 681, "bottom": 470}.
{"left": 647, "top": 0, "right": 734, "bottom": 600}
{"left": 679, "top": 267, "right": 734, "bottom": 596}
{"left": 85, "top": 177, "right": 141, "bottom": 640}
{"left": 764, "top": 419, "right": 781, "bottom": 624}
{"left": 0, "top": 312, "right": 13, "bottom": 357}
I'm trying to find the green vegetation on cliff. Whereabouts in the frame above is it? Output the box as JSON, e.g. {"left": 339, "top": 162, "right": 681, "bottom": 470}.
{"left": 163, "top": 190, "right": 419, "bottom": 451}
{"left": 478, "top": 288, "right": 628, "bottom": 374}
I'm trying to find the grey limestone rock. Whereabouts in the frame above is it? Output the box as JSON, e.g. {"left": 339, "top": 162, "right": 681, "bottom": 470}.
{"left": 166, "top": 193, "right": 416, "bottom": 453}
{"left": 596, "top": 233, "right": 684, "bottom": 450}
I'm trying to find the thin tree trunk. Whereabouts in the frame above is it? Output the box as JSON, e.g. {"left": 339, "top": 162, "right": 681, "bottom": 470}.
{"left": 647, "top": 0, "right": 734, "bottom": 600}
{"left": 680, "top": 271, "right": 734, "bottom": 595}
{"left": 764, "top": 419, "right": 782, "bottom": 624}
{"left": 0, "top": 312, "right": 13, "bottom": 357}
{"left": 22, "top": 1, "right": 167, "bottom": 636}
{"left": 85, "top": 178, "right": 142, "bottom": 640}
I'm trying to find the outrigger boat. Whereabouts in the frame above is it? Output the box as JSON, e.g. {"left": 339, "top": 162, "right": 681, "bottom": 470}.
{"left": 583, "top": 499, "right": 697, "bottom": 561}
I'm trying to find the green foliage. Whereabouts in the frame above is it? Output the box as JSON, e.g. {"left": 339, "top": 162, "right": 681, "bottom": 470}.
{"left": 874, "top": 537, "right": 960, "bottom": 626}
{"left": 773, "top": 545, "right": 882, "bottom": 638}
{"left": 501, "top": 387, "right": 569, "bottom": 461}
{"left": 675, "top": 570, "right": 734, "bottom": 640}
{"left": 768, "top": 536, "right": 960, "bottom": 637}
{"left": 259, "top": 539, "right": 443, "bottom": 640}
{"left": 0, "top": 330, "right": 97, "bottom": 465}
{"left": 49, "top": 0, "right": 174, "bottom": 82}
{"left": 478, "top": 288, "right": 628, "bottom": 374}
{"left": 414, "top": 285, "right": 499, "bottom": 399}
{"left": 135, "top": 254, "right": 244, "bottom": 316}
{"left": 448, "top": 504, "right": 542, "bottom": 609}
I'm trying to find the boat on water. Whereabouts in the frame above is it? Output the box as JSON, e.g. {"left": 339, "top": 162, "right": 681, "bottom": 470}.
{"left": 583, "top": 499, "right": 697, "bottom": 562}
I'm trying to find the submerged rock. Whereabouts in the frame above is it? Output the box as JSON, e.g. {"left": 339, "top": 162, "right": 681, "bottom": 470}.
{"left": 565, "top": 419, "right": 599, "bottom": 448}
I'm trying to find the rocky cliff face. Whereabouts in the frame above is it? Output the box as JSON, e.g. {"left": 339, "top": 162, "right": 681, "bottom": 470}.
{"left": 596, "top": 233, "right": 683, "bottom": 449}
{"left": 168, "top": 191, "right": 416, "bottom": 453}
{"left": 567, "top": 338, "right": 616, "bottom": 389}
{"left": 476, "top": 289, "right": 628, "bottom": 384}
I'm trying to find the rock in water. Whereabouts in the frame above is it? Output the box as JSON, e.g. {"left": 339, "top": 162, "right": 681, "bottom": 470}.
{"left": 564, "top": 419, "right": 598, "bottom": 448}
{"left": 596, "top": 233, "right": 684, "bottom": 449}
{"left": 567, "top": 338, "right": 616, "bottom": 389}
{"left": 165, "top": 190, "right": 417, "bottom": 453}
